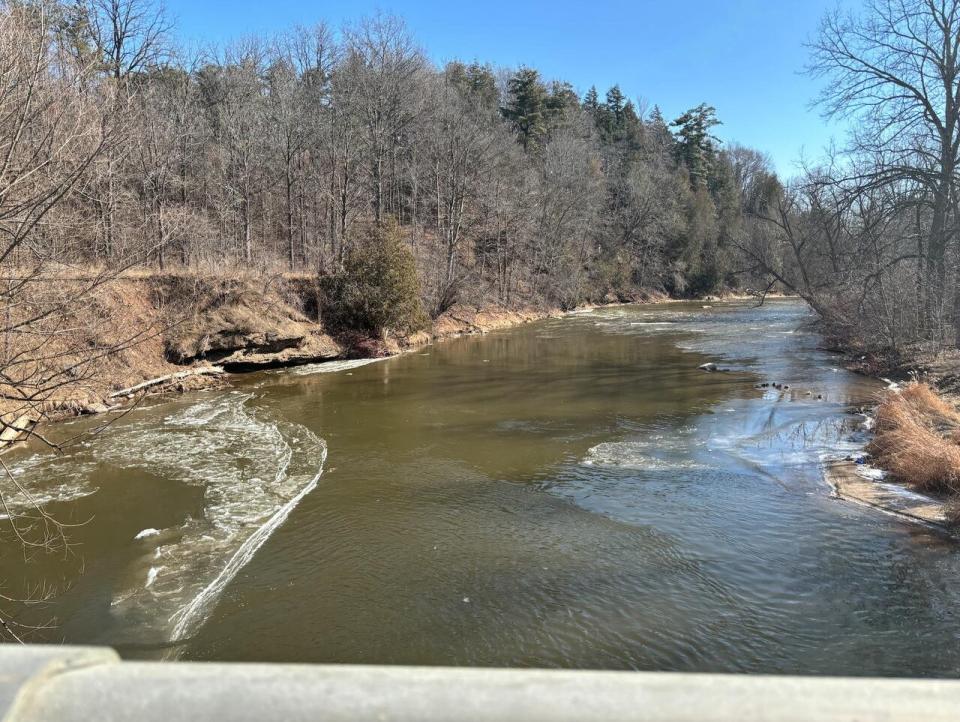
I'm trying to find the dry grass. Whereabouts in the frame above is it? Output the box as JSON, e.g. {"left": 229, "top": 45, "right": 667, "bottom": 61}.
{"left": 868, "top": 383, "right": 960, "bottom": 494}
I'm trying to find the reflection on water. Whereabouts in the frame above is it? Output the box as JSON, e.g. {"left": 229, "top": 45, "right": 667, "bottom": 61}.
{"left": 2, "top": 300, "right": 959, "bottom": 676}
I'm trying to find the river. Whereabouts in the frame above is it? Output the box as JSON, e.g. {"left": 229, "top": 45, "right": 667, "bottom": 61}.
{"left": 2, "top": 299, "right": 959, "bottom": 675}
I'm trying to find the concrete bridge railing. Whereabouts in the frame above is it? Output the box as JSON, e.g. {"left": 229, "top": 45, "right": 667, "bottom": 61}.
{"left": 1, "top": 645, "right": 959, "bottom": 721}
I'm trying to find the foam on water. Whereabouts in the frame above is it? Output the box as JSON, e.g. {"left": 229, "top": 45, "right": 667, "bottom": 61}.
{"left": 583, "top": 429, "right": 708, "bottom": 471}
{"left": 0, "top": 452, "right": 99, "bottom": 516}
{"left": 285, "top": 357, "right": 388, "bottom": 376}
{"left": 6, "top": 392, "right": 327, "bottom": 645}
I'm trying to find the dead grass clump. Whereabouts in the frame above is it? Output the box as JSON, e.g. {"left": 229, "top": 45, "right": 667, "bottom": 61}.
{"left": 868, "top": 383, "right": 960, "bottom": 494}
{"left": 897, "top": 383, "right": 960, "bottom": 425}
{"left": 945, "top": 499, "right": 960, "bottom": 528}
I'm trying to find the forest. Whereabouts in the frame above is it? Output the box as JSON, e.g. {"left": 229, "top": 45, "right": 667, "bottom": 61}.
{"left": 2, "top": 0, "right": 960, "bottom": 373}
{"left": 0, "top": 0, "right": 776, "bottom": 332}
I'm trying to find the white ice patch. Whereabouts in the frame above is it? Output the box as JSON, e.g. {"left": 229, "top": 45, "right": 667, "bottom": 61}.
{"left": 583, "top": 437, "right": 707, "bottom": 471}
{"left": 855, "top": 465, "right": 887, "bottom": 481}
{"left": 286, "top": 357, "right": 388, "bottom": 377}
{"left": 135, "top": 528, "right": 161, "bottom": 540}
{"left": 145, "top": 566, "right": 162, "bottom": 588}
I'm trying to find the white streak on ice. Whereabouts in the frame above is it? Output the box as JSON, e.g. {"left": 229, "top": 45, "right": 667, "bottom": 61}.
{"left": 170, "top": 444, "right": 327, "bottom": 641}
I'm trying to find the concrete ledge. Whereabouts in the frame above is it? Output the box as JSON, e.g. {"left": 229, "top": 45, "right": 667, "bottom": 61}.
{"left": 3, "top": 645, "right": 960, "bottom": 721}
{"left": 0, "top": 646, "right": 119, "bottom": 722}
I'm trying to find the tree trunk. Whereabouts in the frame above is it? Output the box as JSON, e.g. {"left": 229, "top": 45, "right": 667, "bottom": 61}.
{"left": 286, "top": 161, "right": 295, "bottom": 270}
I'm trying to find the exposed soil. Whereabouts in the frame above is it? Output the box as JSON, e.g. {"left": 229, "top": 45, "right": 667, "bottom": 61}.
{"left": 0, "top": 273, "right": 578, "bottom": 439}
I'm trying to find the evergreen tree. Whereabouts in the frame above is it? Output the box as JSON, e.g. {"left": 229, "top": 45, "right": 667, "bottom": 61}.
{"left": 671, "top": 103, "right": 722, "bottom": 189}
{"left": 546, "top": 80, "right": 579, "bottom": 117}
{"left": 323, "top": 221, "right": 427, "bottom": 338}
{"left": 445, "top": 60, "right": 498, "bottom": 110}
{"left": 605, "top": 84, "right": 625, "bottom": 125}
{"left": 502, "top": 67, "right": 549, "bottom": 150}
{"left": 645, "top": 105, "right": 675, "bottom": 162}
{"left": 583, "top": 85, "right": 600, "bottom": 113}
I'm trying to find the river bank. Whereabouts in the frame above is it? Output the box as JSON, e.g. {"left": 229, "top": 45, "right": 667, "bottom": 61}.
{"left": 1, "top": 272, "right": 758, "bottom": 445}
{"left": 804, "top": 329, "right": 960, "bottom": 532}
{"left": 0, "top": 273, "right": 554, "bottom": 439}
{"left": 827, "top": 381, "right": 960, "bottom": 533}
{"left": 8, "top": 274, "right": 957, "bottom": 540}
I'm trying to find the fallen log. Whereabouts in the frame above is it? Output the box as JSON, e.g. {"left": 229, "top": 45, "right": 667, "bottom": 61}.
{"left": 109, "top": 366, "right": 225, "bottom": 399}
{"left": 0, "top": 415, "right": 36, "bottom": 449}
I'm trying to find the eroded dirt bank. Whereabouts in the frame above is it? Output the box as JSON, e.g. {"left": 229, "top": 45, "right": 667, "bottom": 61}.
{"left": 1, "top": 275, "right": 686, "bottom": 437}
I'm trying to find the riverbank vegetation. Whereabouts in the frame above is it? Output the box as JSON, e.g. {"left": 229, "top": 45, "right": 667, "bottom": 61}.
{"left": 741, "top": 0, "right": 960, "bottom": 363}
{"left": 868, "top": 383, "right": 960, "bottom": 522}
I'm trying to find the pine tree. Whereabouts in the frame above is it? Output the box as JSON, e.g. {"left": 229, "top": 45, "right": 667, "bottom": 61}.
{"left": 446, "top": 61, "right": 498, "bottom": 110}
{"left": 502, "top": 67, "right": 549, "bottom": 150}
{"left": 671, "top": 104, "right": 722, "bottom": 189}
{"left": 546, "top": 80, "right": 578, "bottom": 117}
{"left": 605, "top": 85, "right": 626, "bottom": 125}
{"left": 583, "top": 85, "right": 600, "bottom": 113}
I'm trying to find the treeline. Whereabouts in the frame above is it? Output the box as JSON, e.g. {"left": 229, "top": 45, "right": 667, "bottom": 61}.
{"left": 9, "top": 0, "right": 953, "bottom": 356}
{"left": 1, "top": 0, "right": 778, "bottom": 325}
{"left": 740, "top": 0, "right": 960, "bottom": 353}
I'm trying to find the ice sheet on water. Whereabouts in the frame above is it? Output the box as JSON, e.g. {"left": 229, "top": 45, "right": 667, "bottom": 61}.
{"left": 285, "top": 357, "right": 388, "bottom": 376}
{"left": 102, "top": 394, "right": 326, "bottom": 643}
{"left": 0, "top": 451, "right": 99, "bottom": 515}
{"left": 855, "top": 465, "right": 887, "bottom": 481}
{"left": 583, "top": 429, "right": 708, "bottom": 471}
{"left": 5, "top": 392, "right": 327, "bottom": 646}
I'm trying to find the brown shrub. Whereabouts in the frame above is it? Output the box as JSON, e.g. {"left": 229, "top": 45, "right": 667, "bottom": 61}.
{"left": 868, "top": 383, "right": 960, "bottom": 494}
{"left": 897, "top": 383, "right": 960, "bottom": 425}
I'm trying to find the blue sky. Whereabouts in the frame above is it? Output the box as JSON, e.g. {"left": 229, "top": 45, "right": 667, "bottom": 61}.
{"left": 165, "top": 0, "right": 858, "bottom": 177}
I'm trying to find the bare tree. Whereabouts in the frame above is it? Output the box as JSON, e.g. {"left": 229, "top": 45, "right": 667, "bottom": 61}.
{"left": 0, "top": 2, "right": 139, "bottom": 641}
{"left": 81, "top": 0, "right": 170, "bottom": 81}
{"left": 341, "top": 14, "right": 426, "bottom": 225}
{"left": 810, "top": 0, "right": 960, "bottom": 344}
{"left": 419, "top": 75, "right": 503, "bottom": 314}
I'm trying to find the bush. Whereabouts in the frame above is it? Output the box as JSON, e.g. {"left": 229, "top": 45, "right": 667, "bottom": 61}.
{"left": 321, "top": 222, "right": 427, "bottom": 338}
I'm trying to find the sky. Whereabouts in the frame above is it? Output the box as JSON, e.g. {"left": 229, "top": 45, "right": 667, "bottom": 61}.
{"left": 164, "top": 0, "right": 860, "bottom": 177}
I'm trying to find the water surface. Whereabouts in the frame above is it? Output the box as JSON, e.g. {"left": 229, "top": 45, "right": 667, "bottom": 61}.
{"left": 3, "top": 300, "right": 959, "bottom": 676}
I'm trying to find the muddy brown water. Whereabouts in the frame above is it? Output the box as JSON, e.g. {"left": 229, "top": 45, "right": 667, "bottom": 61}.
{"left": 2, "top": 299, "right": 960, "bottom": 676}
